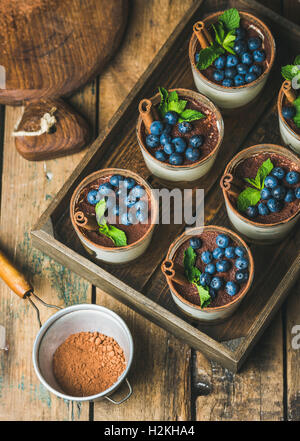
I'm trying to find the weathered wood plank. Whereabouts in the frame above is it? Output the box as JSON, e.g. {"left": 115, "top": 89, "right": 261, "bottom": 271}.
{"left": 0, "top": 79, "right": 97, "bottom": 420}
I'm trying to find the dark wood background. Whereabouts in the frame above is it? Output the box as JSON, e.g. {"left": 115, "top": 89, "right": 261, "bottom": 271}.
{"left": 0, "top": 0, "right": 299, "bottom": 421}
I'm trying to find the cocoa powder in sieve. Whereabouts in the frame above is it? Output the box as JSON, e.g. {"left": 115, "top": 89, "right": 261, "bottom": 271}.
{"left": 52, "top": 331, "right": 126, "bottom": 397}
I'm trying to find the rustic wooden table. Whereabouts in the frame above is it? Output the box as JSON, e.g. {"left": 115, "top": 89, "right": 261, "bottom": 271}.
{"left": 0, "top": 0, "right": 299, "bottom": 421}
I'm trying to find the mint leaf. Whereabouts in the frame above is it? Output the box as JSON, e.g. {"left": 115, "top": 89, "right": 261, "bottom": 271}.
{"left": 183, "top": 246, "right": 211, "bottom": 308}
{"left": 294, "top": 55, "right": 300, "bottom": 65}
{"left": 196, "top": 285, "right": 211, "bottom": 308}
{"left": 281, "top": 64, "right": 300, "bottom": 80}
{"left": 212, "top": 22, "right": 225, "bottom": 46}
{"left": 184, "top": 246, "right": 197, "bottom": 282}
{"left": 158, "top": 87, "right": 169, "bottom": 118}
{"left": 237, "top": 187, "right": 261, "bottom": 212}
{"left": 95, "top": 200, "right": 127, "bottom": 247}
{"left": 222, "top": 29, "right": 236, "bottom": 54}
{"left": 293, "top": 95, "right": 300, "bottom": 128}
{"left": 197, "top": 44, "right": 225, "bottom": 70}
{"left": 178, "top": 109, "right": 205, "bottom": 123}
{"left": 168, "top": 99, "right": 187, "bottom": 114}
{"left": 219, "top": 8, "right": 240, "bottom": 31}
{"left": 257, "top": 158, "right": 274, "bottom": 188}
{"left": 168, "top": 91, "right": 178, "bottom": 102}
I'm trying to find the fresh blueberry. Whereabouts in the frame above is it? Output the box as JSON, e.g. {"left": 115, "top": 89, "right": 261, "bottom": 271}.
{"left": 249, "top": 64, "right": 262, "bottom": 77}
{"left": 87, "top": 189, "right": 101, "bottom": 205}
{"left": 164, "top": 111, "right": 178, "bottom": 125}
{"left": 189, "top": 135, "right": 204, "bottom": 148}
{"left": 120, "top": 212, "right": 133, "bottom": 226}
{"left": 235, "top": 270, "right": 249, "bottom": 284}
{"left": 216, "top": 259, "right": 231, "bottom": 273}
{"left": 123, "top": 177, "right": 136, "bottom": 190}
{"left": 163, "top": 142, "right": 175, "bottom": 155}
{"left": 205, "top": 263, "right": 216, "bottom": 275}
{"left": 248, "top": 37, "right": 262, "bottom": 51}
{"left": 213, "top": 70, "right": 225, "bottom": 82}
{"left": 124, "top": 194, "right": 137, "bottom": 207}
{"left": 226, "top": 281, "right": 239, "bottom": 296}
{"left": 190, "top": 237, "right": 201, "bottom": 249}
{"left": 212, "top": 247, "right": 225, "bottom": 260}
{"left": 214, "top": 55, "right": 226, "bottom": 70}
{"left": 135, "top": 200, "right": 147, "bottom": 213}
{"left": 226, "top": 54, "right": 239, "bottom": 67}
{"left": 185, "top": 147, "right": 200, "bottom": 162}
{"left": 285, "top": 189, "right": 296, "bottom": 203}
{"left": 235, "top": 246, "right": 246, "bottom": 257}
{"left": 241, "top": 52, "right": 253, "bottom": 65}
{"left": 172, "top": 137, "right": 187, "bottom": 153}
{"left": 271, "top": 167, "right": 285, "bottom": 180}
{"left": 245, "top": 72, "right": 257, "bottom": 83}
{"left": 110, "top": 174, "right": 123, "bottom": 187}
{"left": 99, "top": 182, "right": 113, "bottom": 196}
{"left": 169, "top": 153, "right": 184, "bottom": 165}
{"left": 178, "top": 122, "right": 192, "bottom": 134}
{"left": 222, "top": 78, "right": 233, "bottom": 87}
{"left": 224, "top": 67, "right": 237, "bottom": 79}
{"left": 201, "top": 251, "right": 212, "bottom": 264}
{"left": 286, "top": 171, "right": 300, "bottom": 185}
{"left": 258, "top": 202, "right": 270, "bottom": 216}
{"left": 200, "top": 273, "right": 211, "bottom": 287}
{"left": 195, "top": 52, "right": 200, "bottom": 63}
{"left": 150, "top": 121, "right": 164, "bottom": 136}
{"left": 162, "top": 123, "right": 172, "bottom": 135}
{"left": 146, "top": 134, "right": 160, "bottom": 148}
{"left": 235, "top": 257, "right": 249, "bottom": 270}
{"left": 216, "top": 234, "right": 230, "bottom": 248}
{"left": 236, "top": 63, "right": 249, "bottom": 75}
{"left": 234, "top": 39, "right": 247, "bottom": 55}
{"left": 264, "top": 175, "right": 278, "bottom": 189}
{"left": 253, "top": 49, "right": 266, "bottom": 63}
{"left": 234, "top": 74, "right": 245, "bottom": 86}
{"left": 272, "top": 185, "right": 286, "bottom": 200}
{"left": 210, "top": 276, "right": 223, "bottom": 291}
{"left": 225, "top": 247, "right": 235, "bottom": 259}
{"left": 155, "top": 150, "right": 167, "bottom": 162}
{"left": 282, "top": 106, "right": 296, "bottom": 119}
{"left": 295, "top": 187, "right": 300, "bottom": 199}
{"left": 235, "top": 27, "right": 246, "bottom": 41}
{"left": 209, "top": 287, "right": 217, "bottom": 300}
{"left": 260, "top": 188, "right": 272, "bottom": 200}
{"left": 131, "top": 185, "right": 145, "bottom": 199}
{"left": 246, "top": 205, "right": 258, "bottom": 218}
{"left": 267, "top": 198, "right": 283, "bottom": 213}
{"left": 136, "top": 209, "right": 148, "bottom": 223}
{"left": 160, "top": 133, "right": 172, "bottom": 146}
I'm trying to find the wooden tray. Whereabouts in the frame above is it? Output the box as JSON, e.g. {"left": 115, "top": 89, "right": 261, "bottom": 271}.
{"left": 31, "top": 0, "right": 300, "bottom": 372}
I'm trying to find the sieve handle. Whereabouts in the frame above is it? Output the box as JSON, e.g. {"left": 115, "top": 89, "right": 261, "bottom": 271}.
{"left": 0, "top": 249, "right": 33, "bottom": 298}
{"left": 105, "top": 378, "right": 132, "bottom": 405}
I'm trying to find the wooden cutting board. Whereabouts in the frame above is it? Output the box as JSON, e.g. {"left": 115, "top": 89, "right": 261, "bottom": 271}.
{"left": 0, "top": 0, "right": 128, "bottom": 105}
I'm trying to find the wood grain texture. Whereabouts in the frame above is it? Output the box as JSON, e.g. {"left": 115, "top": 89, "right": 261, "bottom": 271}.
{"left": 14, "top": 99, "right": 91, "bottom": 161}
{"left": 0, "top": 0, "right": 128, "bottom": 105}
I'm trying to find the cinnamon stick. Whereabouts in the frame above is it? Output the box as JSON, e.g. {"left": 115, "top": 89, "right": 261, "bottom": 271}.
{"left": 282, "top": 80, "right": 296, "bottom": 104}
{"left": 139, "top": 99, "right": 159, "bottom": 134}
{"left": 74, "top": 211, "right": 99, "bottom": 231}
{"left": 161, "top": 260, "right": 187, "bottom": 286}
{"left": 193, "top": 21, "right": 212, "bottom": 49}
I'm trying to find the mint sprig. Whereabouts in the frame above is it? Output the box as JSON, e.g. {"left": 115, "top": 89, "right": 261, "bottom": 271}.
{"left": 158, "top": 87, "right": 205, "bottom": 122}
{"left": 237, "top": 158, "right": 274, "bottom": 212}
{"left": 184, "top": 246, "right": 211, "bottom": 308}
{"left": 293, "top": 95, "right": 300, "bottom": 128}
{"left": 196, "top": 8, "right": 240, "bottom": 70}
{"left": 95, "top": 199, "right": 127, "bottom": 247}
{"left": 281, "top": 55, "right": 300, "bottom": 81}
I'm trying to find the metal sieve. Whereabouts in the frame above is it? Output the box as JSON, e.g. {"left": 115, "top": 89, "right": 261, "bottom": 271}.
{"left": 0, "top": 249, "right": 133, "bottom": 404}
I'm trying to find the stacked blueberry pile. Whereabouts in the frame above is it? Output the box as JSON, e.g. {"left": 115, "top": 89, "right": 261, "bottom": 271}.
{"left": 245, "top": 169, "right": 300, "bottom": 219}
{"left": 86, "top": 175, "right": 148, "bottom": 225}
{"left": 146, "top": 117, "right": 204, "bottom": 165}
{"left": 189, "top": 233, "right": 249, "bottom": 298}
{"left": 196, "top": 27, "right": 266, "bottom": 87}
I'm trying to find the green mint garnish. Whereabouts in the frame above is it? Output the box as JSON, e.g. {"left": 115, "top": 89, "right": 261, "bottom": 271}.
{"left": 183, "top": 246, "right": 211, "bottom": 308}
{"left": 281, "top": 55, "right": 300, "bottom": 81}
{"left": 237, "top": 158, "right": 274, "bottom": 212}
{"left": 293, "top": 95, "right": 300, "bottom": 128}
{"left": 196, "top": 8, "right": 240, "bottom": 70}
{"left": 95, "top": 199, "right": 127, "bottom": 247}
{"left": 158, "top": 87, "right": 205, "bottom": 122}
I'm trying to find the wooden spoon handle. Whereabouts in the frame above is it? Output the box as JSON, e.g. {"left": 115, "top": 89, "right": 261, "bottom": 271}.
{"left": 0, "top": 250, "right": 32, "bottom": 298}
